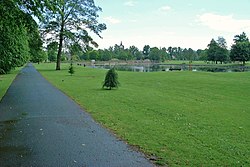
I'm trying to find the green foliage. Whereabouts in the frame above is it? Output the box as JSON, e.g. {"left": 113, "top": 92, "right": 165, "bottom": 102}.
{"left": 167, "top": 47, "right": 198, "bottom": 61}
{"left": 233, "top": 32, "right": 249, "bottom": 43}
{"left": 149, "top": 47, "right": 162, "bottom": 62}
{"left": 24, "top": 14, "right": 43, "bottom": 63}
{"left": 0, "top": 1, "right": 30, "bottom": 74}
{"left": 36, "top": 63, "right": 250, "bottom": 166}
{"left": 230, "top": 32, "right": 250, "bottom": 65}
{"left": 98, "top": 49, "right": 112, "bottom": 61}
{"left": 128, "top": 45, "right": 142, "bottom": 60}
{"left": 40, "top": 0, "right": 107, "bottom": 70}
{"left": 31, "top": 50, "right": 48, "bottom": 63}
{"left": 68, "top": 63, "right": 75, "bottom": 76}
{"left": 15, "top": 0, "right": 57, "bottom": 20}
{"left": 88, "top": 50, "right": 100, "bottom": 60}
{"left": 207, "top": 38, "right": 229, "bottom": 64}
{"left": 103, "top": 68, "right": 119, "bottom": 90}
{"left": 47, "top": 42, "right": 58, "bottom": 62}
{"left": 61, "top": 52, "right": 68, "bottom": 61}
{"left": 143, "top": 45, "right": 150, "bottom": 58}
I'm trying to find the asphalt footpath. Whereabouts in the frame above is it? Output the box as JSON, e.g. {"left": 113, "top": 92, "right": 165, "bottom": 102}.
{"left": 0, "top": 64, "right": 154, "bottom": 167}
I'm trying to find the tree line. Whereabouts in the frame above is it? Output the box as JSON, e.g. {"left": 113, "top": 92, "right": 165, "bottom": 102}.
{"left": 54, "top": 32, "right": 250, "bottom": 65}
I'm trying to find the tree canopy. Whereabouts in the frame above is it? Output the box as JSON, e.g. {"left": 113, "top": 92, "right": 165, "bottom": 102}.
{"left": 230, "top": 32, "right": 250, "bottom": 65}
{"left": 0, "top": 1, "right": 31, "bottom": 73}
{"left": 40, "top": 0, "right": 106, "bottom": 70}
{"left": 207, "top": 37, "right": 229, "bottom": 64}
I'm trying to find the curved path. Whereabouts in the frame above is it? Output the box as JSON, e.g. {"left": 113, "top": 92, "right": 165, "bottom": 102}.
{"left": 0, "top": 64, "right": 154, "bottom": 167}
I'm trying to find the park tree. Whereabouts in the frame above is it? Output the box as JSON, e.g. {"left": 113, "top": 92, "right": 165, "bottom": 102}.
{"left": 31, "top": 50, "right": 48, "bottom": 63}
{"left": 69, "top": 43, "right": 83, "bottom": 61}
{"left": 233, "top": 32, "right": 249, "bottom": 43}
{"left": 15, "top": 0, "right": 57, "bottom": 19}
{"left": 217, "top": 36, "right": 227, "bottom": 49}
{"left": 207, "top": 39, "right": 218, "bottom": 63}
{"left": 20, "top": 12, "right": 44, "bottom": 64}
{"left": 40, "top": 0, "right": 106, "bottom": 70}
{"left": 148, "top": 47, "right": 168, "bottom": 62}
{"left": 128, "top": 45, "right": 141, "bottom": 60}
{"left": 103, "top": 68, "right": 119, "bottom": 90}
{"left": 88, "top": 50, "right": 99, "bottom": 60}
{"left": 98, "top": 49, "right": 112, "bottom": 61}
{"left": 143, "top": 45, "right": 150, "bottom": 59}
{"left": 0, "top": 1, "right": 30, "bottom": 74}
{"left": 230, "top": 32, "right": 250, "bottom": 65}
{"left": 118, "top": 50, "right": 128, "bottom": 61}
{"left": 160, "top": 47, "right": 168, "bottom": 61}
{"left": 187, "top": 48, "right": 197, "bottom": 62}
{"left": 0, "top": 0, "right": 51, "bottom": 73}
{"left": 167, "top": 47, "right": 173, "bottom": 59}
{"left": 149, "top": 47, "right": 161, "bottom": 62}
{"left": 197, "top": 49, "right": 208, "bottom": 61}
{"left": 207, "top": 38, "right": 228, "bottom": 64}
{"left": 47, "top": 42, "right": 59, "bottom": 62}
{"left": 68, "top": 63, "right": 75, "bottom": 75}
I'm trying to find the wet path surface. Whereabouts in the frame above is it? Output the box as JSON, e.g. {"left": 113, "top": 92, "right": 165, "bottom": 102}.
{"left": 0, "top": 64, "right": 153, "bottom": 167}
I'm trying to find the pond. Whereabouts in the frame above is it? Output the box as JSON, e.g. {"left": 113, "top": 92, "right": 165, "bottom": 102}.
{"left": 94, "top": 64, "right": 250, "bottom": 72}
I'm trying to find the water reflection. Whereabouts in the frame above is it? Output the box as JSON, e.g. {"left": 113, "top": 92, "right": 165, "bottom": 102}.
{"left": 94, "top": 64, "right": 250, "bottom": 72}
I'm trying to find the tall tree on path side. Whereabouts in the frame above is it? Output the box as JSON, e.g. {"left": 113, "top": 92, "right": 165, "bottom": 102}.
{"left": 0, "top": 1, "right": 30, "bottom": 73}
{"left": 40, "top": 0, "right": 106, "bottom": 70}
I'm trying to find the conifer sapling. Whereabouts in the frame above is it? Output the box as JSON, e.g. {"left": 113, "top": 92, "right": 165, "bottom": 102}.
{"left": 102, "top": 67, "right": 119, "bottom": 90}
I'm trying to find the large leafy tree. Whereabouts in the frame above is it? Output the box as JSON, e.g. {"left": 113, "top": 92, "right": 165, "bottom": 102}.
{"left": 0, "top": 1, "right": 30, "bottom": 74}
{"left": 207, "top": 38, "right": 228, "bottom": 64}
{"left": 230, "top": 32, "right": 250, "bottom": 65}
{"left": 23, "top": 13, "right": 45, "bottom": 64}
{"left": 149, "top": 47, "right": 167, "bottom": 62}
{"left": 41, "top": 0, "right": 106, "bottom": 70}
{"left": 98, "top": 49, "right": 112, "bottom": 61}
{"left": 0, "top": 0, "right": 50, "bottom": 73}
{"left": 150, "top": 47, "right": 161, "bottom": 62}
{"left": 128, "top": 45, "right": 141, "bottom": 60}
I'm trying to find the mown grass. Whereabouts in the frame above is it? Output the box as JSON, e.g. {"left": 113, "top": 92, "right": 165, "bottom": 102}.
{"left": 35, "top": 63, "right": 250, "bottom": 166}
{"left": 0, "top": 68, "right": 21, "bottom": 101}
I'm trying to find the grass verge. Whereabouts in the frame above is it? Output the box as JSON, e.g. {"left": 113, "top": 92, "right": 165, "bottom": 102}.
{"left": 0, "top": 68, "right": 21, "bottom": 101}
{"left": 35, "top": 63, "right": 250, "bottom": 166}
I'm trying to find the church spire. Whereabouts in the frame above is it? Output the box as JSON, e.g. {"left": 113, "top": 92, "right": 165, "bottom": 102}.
{"left": 120, "top": 41, "right": 124, "bottom": 49}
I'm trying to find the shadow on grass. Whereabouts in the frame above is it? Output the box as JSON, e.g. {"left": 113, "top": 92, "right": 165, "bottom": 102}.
{"left": 93, "top": 88, "right": 119, "bottom": 92}
{"left": 37, "top": 68, "right": 68, "bottom": 72}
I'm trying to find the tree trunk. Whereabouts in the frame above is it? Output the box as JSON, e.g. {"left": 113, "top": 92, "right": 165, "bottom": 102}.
{"left": 56, "top": 12, "right": 65, "bottom": 70}
{"left": 56, "top": 31, "right": 63, "bottom": 70}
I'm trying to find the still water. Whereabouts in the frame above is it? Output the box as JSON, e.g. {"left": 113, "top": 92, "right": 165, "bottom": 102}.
{"left": 94, "top": 64, "right": 250, "bottom": 72}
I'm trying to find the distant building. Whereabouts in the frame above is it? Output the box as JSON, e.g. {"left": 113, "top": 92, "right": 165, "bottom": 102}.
{"left": 120, "top": 41, "right": 124, "bottom": 50}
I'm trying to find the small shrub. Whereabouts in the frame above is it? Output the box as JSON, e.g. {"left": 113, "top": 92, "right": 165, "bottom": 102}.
{"left": 102, "top": 67, "right": 119, "bottom": 90}
{"left": 68, "top": 63, "right": 75, "bottom": 76}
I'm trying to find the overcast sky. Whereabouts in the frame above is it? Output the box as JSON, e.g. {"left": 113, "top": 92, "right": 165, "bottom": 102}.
{"left": 93, "top": 0, "right": 250, "bottom": 50}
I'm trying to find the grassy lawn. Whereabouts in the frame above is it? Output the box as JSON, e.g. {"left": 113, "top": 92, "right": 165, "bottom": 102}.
{"left": 0, "top": 68, "right": 21, "bottom": 101}
{"left": 35, "top": 63, "right": 250, "bottom": 166}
